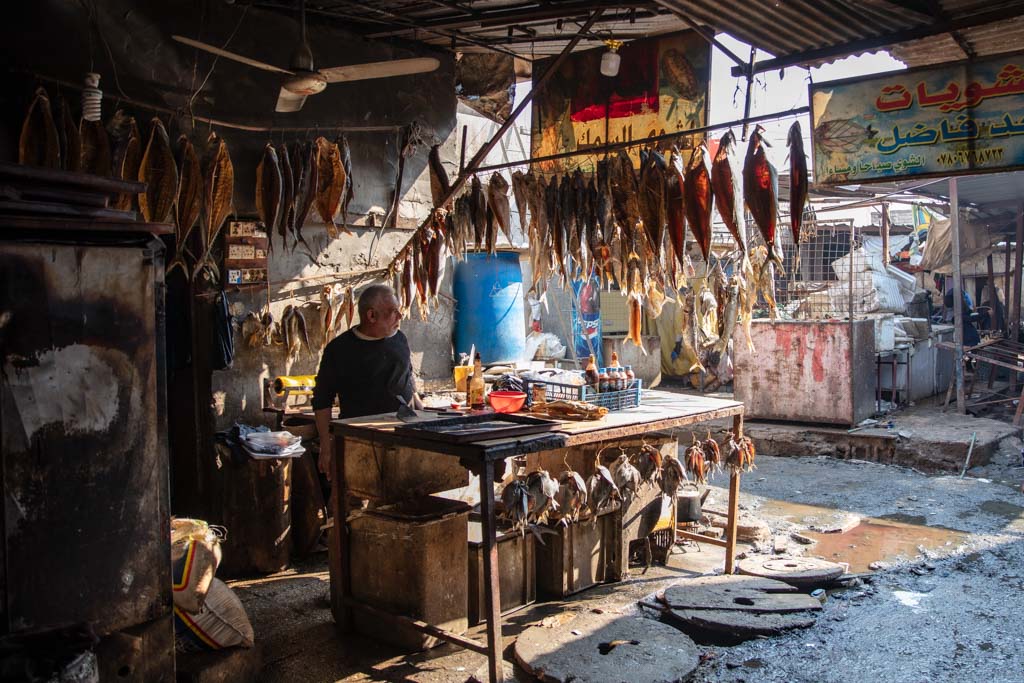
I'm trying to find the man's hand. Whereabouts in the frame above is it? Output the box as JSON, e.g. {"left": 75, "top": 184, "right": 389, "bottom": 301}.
{"left": 318, "top": 438, "right": 333, "bottom": 482}
{"left": 314, "top": 407, "right": 333, "bottom": 482}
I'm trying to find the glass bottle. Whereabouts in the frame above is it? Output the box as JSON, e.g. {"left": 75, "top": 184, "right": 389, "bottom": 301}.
{"left": 625, "top": 365, "right": 635, "bottom": 389}
{"left": 610, "top": 351, "right": 623, "bottom": 390}
{"left": 584, "top": 354, "right": 600, "bottom": 389}
{"left": 469, "top": 352, "right": 486, "bottom": 409}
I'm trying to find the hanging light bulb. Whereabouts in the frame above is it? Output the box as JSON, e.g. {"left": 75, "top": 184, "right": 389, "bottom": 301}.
{"left": 601, "top": 40, "right": 623, "bottom": 78}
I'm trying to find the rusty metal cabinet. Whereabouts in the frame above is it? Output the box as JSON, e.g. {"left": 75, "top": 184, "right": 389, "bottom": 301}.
{"left": 0, "top": 230, "right": 173, "bottom": 680}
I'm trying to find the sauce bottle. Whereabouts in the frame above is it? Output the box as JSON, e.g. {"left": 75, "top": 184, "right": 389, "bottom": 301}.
{"left": 609, "top": 351, "right": 623, "bottom": 390}
{"left": 625, "top": 365, "right": 635, "bottom": 388}
{"left": 469, "top": 352, "right": 486, "bottom": 409}
{"left": 598, "top": 367, "right": 610, "bottom": 393}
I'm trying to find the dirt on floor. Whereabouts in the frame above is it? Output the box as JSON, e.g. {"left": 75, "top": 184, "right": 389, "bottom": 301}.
{"left": 231, "top": 430, "right": 1024, "bottom": 683}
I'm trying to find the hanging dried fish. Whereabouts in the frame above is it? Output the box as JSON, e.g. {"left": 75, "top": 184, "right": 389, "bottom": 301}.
{"left": 701, "top": 432, "right": 722, "bottom": 473}
{"left": 110, "top": 112, "right": 142, "bottom": 211}
{"left": 338, "top": 135, "right": 355, "bottom": 227}
{"left": 525, "top": 469, "right": 560, "bottom": 523}
{"left": 611, "top": 453, "right": 641, "bottom": 507}
{"left": 660, "top": 453, "right": 685, "bottom": 496}
{"left": 57, "top": 96, "right": 80, "bottom": 172}
{"left": 788, "top": 120, "right": 809, "bottom": 259}
{"left": 195, "top": 131, "right": 234, "bottom": 281}
{"left": 138, "top": 118, "right": 178, "bottom": 224}
{"left": 487, "top": 172, "right": 512, "bottom": 247}
{"left": 638, "top": 149, "right": 666, "bottom": 254}
{"left": 554, "top": 467, "right": 588, "bottom": 526}
{"left": 470, "top": 175, "right": 487, "bottom": 251}
{"left": 278, "top": 144, "right": 296, "bottom": 250}
{"left": 315, "top": 136, "right": 347, "bottom": 238}
{"left": 255, "top": 144, "right": 283, "bottom": 252}
{"left": 80, "top": 116, "right": 111, "bottom": 176}
{"left": 684, "top": 143, "right": 713, "bottom": 264}
{"left": 293, "top": 140, "right": 318, "bottom": 251}
{"left": 665, "top": 149, "right": 687, "bottom": 272}
{"left": 684, "top": 435, "right": 708, "bottom": 485}
{"left": 501, "top": 478, "right": 531, "bottom": 536}
{"left": 679, "top": 290, "right": 705, "bottom": 373}
{"left": 743, "top": 125, "right": 783, "bottom": 274}
{"left": 428, "top": 144, "right": 451, "bottom": 209}
{"left": 19, "top": 87, "right": 60, "bottom": 169}
{"left": 168, "top": 135, "right": 203, "bottom": 277}
{"left": 636, "top": 443, "right": 663, "bottom": 487}
{"left": 711, "top": 131, "right": 747, "bottom": 254}
{"left": 726, "top": 432, "right": 757, "bottom": 472}
{"left": 586, "top": 462, "right": 620, "bottom": 518}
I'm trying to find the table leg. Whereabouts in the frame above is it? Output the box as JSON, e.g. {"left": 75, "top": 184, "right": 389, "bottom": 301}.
{"left": 478, "top": 461, "right": 504, "bottom": 683}
{"left": 1014, "top": 384, "right": 1024, "bottom": 426}
{"left": 725, "top": 413, "right": 743, "bottom": 574}
{"left": 328, "top": 434, "right": 352, "bottom": 629}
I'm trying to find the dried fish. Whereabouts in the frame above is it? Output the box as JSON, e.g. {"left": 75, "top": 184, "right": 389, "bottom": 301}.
{"left": 487, "top": 172, "right": 512, "bottom": 247}
{"left": 294, "top": 140, "right": 318, "bottom": 250}
{"left": 586, "top": 463, "right": 620, "bottom": 518}
{"left": 196, "top": 131, "right": 234, "bottom": 281}
{"left": 501, "top": 479, "right": 531, "bottom": 536}
{"left": 665, "top": 149, "right": 687, "bottom": 272}
{"left": 638, "top": 149, "right": 666, "bottom": 253}
{"left": 111, "top": 113, "right": 142, "bottom": 211}
{"left": 684, "top": 143, "right": 713, "bottom": 263}
{"left": 743, "top": 125, "right": 783, "bottom": 273}
{"left": 788, "top": 121, "right": 809, "bottom": 254}
{"left": 636, "top": 443, "right": 663, "bottom": 487}
{"left": 470, "top": 175, "right": 487, "bottom": 250}
{"left": 338, "top": 135, "right": 354, "bottom": 227}
{"left": 278, "top": 144, "right": 295, "bottom": 250}
{"left": 554, "top": 468, "right": 588, "bottom": 526}
{"left": 611, "top": 453, "right": 641, "bottom": 506}
{"left": 255, "top": 144, "right": 283, "bottom": 252}
{"left": 315, "top": 136, "right": 347, "bottom": 238}
{"left": 168, "top": 135, "right": 202, "bottom": 277}
{"left": 428, "top": 144, "right": 451, "bottom": 209}
{"left": 138, "top": 118, "right": 178, "bottom": 223}
{"left": 660, "top": 453, "right": 685, "bottom": 496}
{"left": 711, "top": 131, "right": 747, "bottom": 254}
{"left": 19, "top": 87, "right": 60, "bottom": 169}
{"left": 57, "top": 96, "right": 80, "bottom": 172}
{"left": 79, "top": 118, "right": 111, "bottom": 176}
{"left": 525, "top": 469, "right": 560, "bottom": 523}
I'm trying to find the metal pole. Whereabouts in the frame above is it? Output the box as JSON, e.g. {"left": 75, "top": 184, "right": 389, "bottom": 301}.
{"left": 1006, "top": 240, "right": 1013, "bottom": 336}
{"left": 741, "top": 46, "right": 757, "bottom": 141}
{"left": 1014, "top": 204, "right": 1024, "bottom": 341}
{"left": 951, "top": 178, "right": 965, "bottom": 413}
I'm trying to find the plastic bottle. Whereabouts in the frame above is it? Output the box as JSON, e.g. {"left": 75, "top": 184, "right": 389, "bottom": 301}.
{"left": 598, "top": 367, "right": 610, "bottom": 393}
{"left": 585, "top": 354, "right": 601, "bottom": 389}
{"left": 469, "top": 352, "right": 486, "bottom": 409}
{"left": 610, "top": 351, "right": 624, "bottom": 390}
{"left": 625, "top": 365, "right": 635, "bottom": 389}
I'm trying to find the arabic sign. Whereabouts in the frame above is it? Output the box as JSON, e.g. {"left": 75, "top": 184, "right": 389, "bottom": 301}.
{"left": 811, "top": 52, "right": 1024, "bottom": 184}
{"left": 531, "top": 31, "right": 710, "bottom": 174}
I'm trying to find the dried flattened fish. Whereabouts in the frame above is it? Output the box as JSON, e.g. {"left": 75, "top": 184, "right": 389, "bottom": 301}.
{"left": 470, "top": 175, "right": 487, "bottom": 250}
{"left": 743, "top": 125, "right": 783, "bottom": 273}
{"left": 428, "top": 144, "right": 451, "bottom": 209}
{"left": 255, "top": 143, "right": 283, "bottom": 253}
{"left": 665, "top": 148, "right": 687, "bottom": 271}
{"left": 487, "top": 172, "right": 512, "bottom": 247}
{"left": 788, "top": 121, "right": 809, "bottom": 252}
{"left": 294, "top": 140, "right": 318, "bottom": 250}
{"left": 168, "top": 135, "right": 203, "bottom": 277}
{"left": 138, "top": 118, "right": 178, "bottom": 223}
{"left": 19, "top": 87, "right": 60, "bottom": 169}
{"left": 684, "top": 143, "right": 713, "bottom": 264}
{"left": 196, "top": 131, "right": 234, "bottom": 280}
{"left": 111, "top": 113, "right": 142, "bottom": 211}
{"left": 57, "top": 96, "right": 80, "bottom": 172}
{"left": 278, "top": 144, "right": 295, "bottom": 250}
{"left": 711, "top": 131, "right": 747, "bottom": 254}
{"left": 338, "top": 135, "right": 354, "bottom": 227}
{"left": 315, "top": 136, "right": 347, "bottom": 238}
{"left": 80, "top": 118, "right": 111, "bottom": 176}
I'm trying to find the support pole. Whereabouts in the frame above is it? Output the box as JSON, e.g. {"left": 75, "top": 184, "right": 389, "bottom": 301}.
{"left": 478, "top": 461, "right": 503, "bottom": 683}
{"left": 951, "top": 178, "right": 965, "bottom": 413}
{"left": 741, "top": 46, "right": 757, "bottom": 141}
{"left": 1014, "top": 204, "right": 1024, "bottom": 342}
{"left": 987, "top": 253, "right": 998, "bottom": 333}
{"left": 1006, "top": 240, "right": 1013, "bottom": 337}
{"left": 881, "top": 203, "right": 890, "bottom": 267}
{"left": 725, "top": 413, "right": 743, "bottom": 574}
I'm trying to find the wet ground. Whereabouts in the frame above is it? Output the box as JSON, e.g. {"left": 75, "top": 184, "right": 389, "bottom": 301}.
{"left": 232, "top": 436, "right": 1024, "bottom": 682}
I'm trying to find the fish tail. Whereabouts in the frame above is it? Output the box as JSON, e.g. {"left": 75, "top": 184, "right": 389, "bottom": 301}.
{"left": 165, "top": 256, "right": 190, "bottom": 280}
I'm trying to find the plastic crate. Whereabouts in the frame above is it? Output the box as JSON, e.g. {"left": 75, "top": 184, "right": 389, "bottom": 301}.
{"left": 524, "top": 373, "right": 642, "bottom": 411}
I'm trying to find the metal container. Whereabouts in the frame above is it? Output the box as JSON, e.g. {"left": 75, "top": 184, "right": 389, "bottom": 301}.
{"left": 467, "top": 521, "right": 535, "bottom": 625}
{"left": 349, "top": 496, "right": 470, "bottom": 650}
{"left": 452, "top": 252, "right": 526, "bottom": 364}
{"left": 0, "top": 235, "right": 171, "bottom": 639}
{"left": 733, "top": 320, "right": 877, "bottom": 425}
{"left": 535, "top": 508, "right": 619, "bottom": 597}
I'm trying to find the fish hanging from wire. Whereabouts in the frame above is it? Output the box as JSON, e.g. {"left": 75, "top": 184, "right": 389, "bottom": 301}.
{"left": 665, "top": 148, "right": 687, "bottom": 274}
{"left": 168, "top": 135, "right": 203, "bottom": 277}
{"left": 255, "top": 143, "right": 283, "bottom": 253}
{"left": 788, "top": 120, "right": 809, "bottom": 269}
{"left": 711, "top": 131, "right": 747, "bottom": 255}
{"left": 195, "top": 131, "right": 234, "bottom": 281}
{"left": 138, "top": 118, "right": 178, "bottom": 224}
{"left": 743, "top": 125, "right": 783, "bottom": 276}
{"left": 684, "top": 143, "right": 713, "bottom": 264}
{"left": 19, "top": 87, "right": 60, "bottom": 169}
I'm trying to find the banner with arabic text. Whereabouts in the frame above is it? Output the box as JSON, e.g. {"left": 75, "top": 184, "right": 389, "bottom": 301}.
{"left": 810, "top": 52, "right": 1024, "bottom": 184}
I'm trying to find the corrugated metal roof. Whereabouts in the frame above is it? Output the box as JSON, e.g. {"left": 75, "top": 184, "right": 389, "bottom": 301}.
{"left": 286, "top": 0, "right": 1024, "bottom": 74}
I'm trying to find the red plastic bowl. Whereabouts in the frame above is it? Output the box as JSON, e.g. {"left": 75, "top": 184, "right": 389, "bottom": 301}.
{"left": 488, "top": 390, "right": 526, "bottom": 413}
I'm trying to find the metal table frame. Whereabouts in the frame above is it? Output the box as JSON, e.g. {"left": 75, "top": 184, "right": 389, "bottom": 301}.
{"left": 328, "top": 392, "right": 744, "bottom": 682}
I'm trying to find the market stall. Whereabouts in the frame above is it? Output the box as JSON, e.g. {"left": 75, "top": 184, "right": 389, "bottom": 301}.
{"left": 328, "top": 389, "right": 744, "bottom": 682}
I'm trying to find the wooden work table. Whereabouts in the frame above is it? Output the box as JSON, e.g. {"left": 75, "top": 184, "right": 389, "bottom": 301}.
{"left": 328, "top": 390, "right": 744, "bottom": 683}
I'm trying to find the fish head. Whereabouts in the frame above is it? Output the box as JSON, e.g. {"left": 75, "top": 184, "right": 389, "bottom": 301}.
{"left": 788, "top": 120, "right": 803, "bottom": 149}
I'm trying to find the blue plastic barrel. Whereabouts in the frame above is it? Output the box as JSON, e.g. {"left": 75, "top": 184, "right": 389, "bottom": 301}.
{"left": 453, "top": 252, "right": 526, "bottom": 364}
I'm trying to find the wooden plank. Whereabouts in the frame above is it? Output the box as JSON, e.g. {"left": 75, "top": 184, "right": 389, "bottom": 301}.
{"left": 0, "top": 160, "right": 145, "bottom": 194}
{"left": 0, "top": 182, "right": 111, "bottom": 207}
{"left": 951, "top": 179, "right": 965, "bottom": 413}
{"left": 0, "top": 198, "right": 137, "bottom": 221}
{"left": 0, "top": 215, "right": 174, "bottom": 234}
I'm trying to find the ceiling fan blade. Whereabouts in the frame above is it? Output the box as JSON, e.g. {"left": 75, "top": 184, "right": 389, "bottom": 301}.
{"left": 275, "top": 88, "right": 308, "bottom": 113}
{"left": 319, "top": 57, "right": 440, "bottom": 84}
{"left": 172, "top": 35, "right": 294, "bottom": 75}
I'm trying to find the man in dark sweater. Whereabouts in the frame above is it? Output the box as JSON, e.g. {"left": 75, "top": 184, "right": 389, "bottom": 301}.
{"left": 313, "top": 284, "right": 418, "bottom": 479}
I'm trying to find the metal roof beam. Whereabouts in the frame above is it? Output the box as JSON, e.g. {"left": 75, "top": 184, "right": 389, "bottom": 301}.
{"left": 730, "top": 6, "right": 1024, "bottom": 76}
{"left": 365, "top": 1, "right": 655, "bottom": 38}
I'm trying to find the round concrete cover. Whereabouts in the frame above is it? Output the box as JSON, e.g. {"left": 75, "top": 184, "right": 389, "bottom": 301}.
{"left": 737, "top": 556, "right": 846, "bottom": 587}
{"left": 515, "top": 610, "right": 699, "bottom": 683}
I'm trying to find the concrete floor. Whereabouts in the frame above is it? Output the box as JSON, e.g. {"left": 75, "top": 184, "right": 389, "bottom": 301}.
{"left": 228, "top": 398, "right": 1024, "bottom": 683}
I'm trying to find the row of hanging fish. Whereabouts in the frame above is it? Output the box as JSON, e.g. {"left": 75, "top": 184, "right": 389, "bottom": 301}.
{"left": 241, "top": 304, "right": 311, "bottom": 365}
{"left": 499, "top": 446, "right": 681, "bottom": 535}
{"left": 402, "top": 120, "right": 810, "bottom": 346}
{"left": 682, "top": 431, "right": 756, "bottom": 485}
{"left": 254, "top": 135, "right": 354, "bottom": 252}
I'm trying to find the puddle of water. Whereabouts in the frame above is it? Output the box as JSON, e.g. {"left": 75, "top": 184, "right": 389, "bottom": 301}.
{"left": 978, "top": 500, "right": 1024, "bottom": 520}
{"left": 804, "top": 518, "right": 970, "bottom": 573}
{"left": 756, "top": 499, "right": 859, "bottom": 532}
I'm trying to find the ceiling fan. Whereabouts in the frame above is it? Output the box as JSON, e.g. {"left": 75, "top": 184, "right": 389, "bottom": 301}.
{"left": 172, "top": 0, "right": 440, "bottom": 113}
